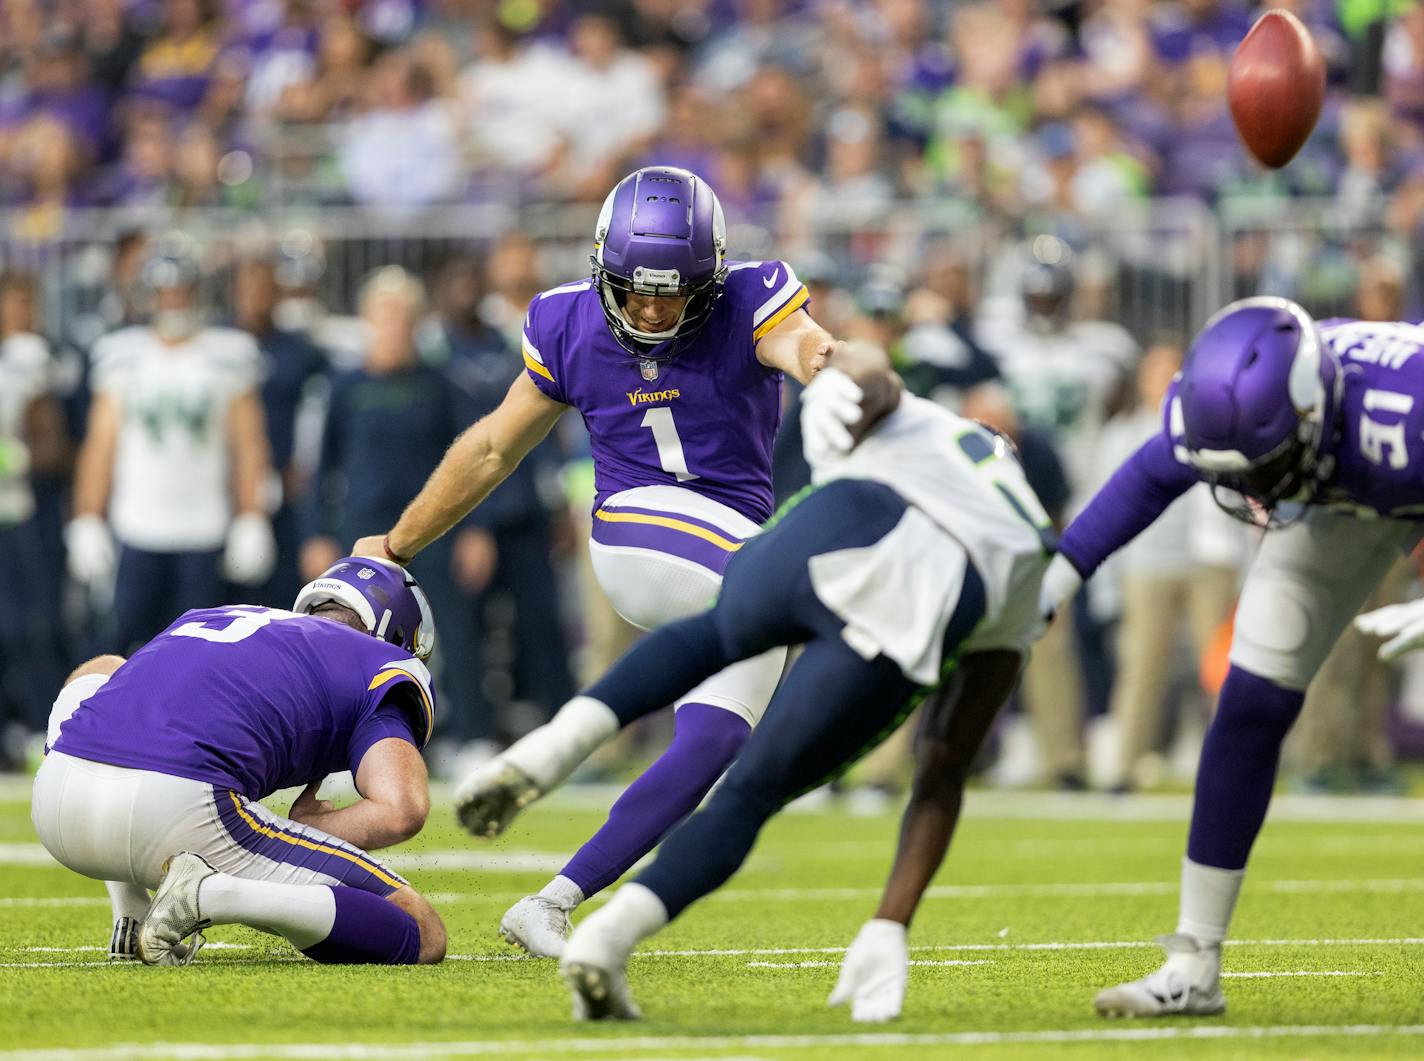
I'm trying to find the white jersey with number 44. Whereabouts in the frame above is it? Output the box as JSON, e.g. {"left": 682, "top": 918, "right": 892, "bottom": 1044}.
{"left": 91, "top": 325, "right": 262, "bottom": 552}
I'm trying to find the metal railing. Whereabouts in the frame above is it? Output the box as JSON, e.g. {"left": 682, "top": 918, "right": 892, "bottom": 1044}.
{"left": 0, "top": 197, "right": 1411, "bottom": 350}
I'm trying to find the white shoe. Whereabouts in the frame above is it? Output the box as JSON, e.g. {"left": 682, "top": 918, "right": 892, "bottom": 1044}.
{"left": 139, "top": 853, "right": 215, "bottom": 967}
{"left": 1094, "top": 933, "right": 1225, "bottom": 1017}
{"left": 560, "top": 912, "right": 641, "bottom": 1020}
{"left": 500, "top": 895, "right": 572, "bottom": 958}
{"left": 112, "top": 915, "right": 202, "bottom": 963}
{"left": 454, "top": 758, "right": 542, "bottom": 839}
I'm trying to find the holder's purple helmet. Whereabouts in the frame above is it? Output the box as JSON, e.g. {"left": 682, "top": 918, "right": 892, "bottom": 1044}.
{"left": 293, "top": 556, "right": 436, "bottom": 662}
{"left": 591, "top": 166, "right": 728, "bottom": 359}
{"left": 1178, "top": 296, "right": 1341, "bottom": 521}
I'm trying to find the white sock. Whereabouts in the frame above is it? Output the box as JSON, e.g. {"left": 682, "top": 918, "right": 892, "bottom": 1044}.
{"left": 540, "top": 874, "right": 585, "bottom": 910}
{"left": 567, "top": 882, "right": 668, "bottom": 966}
{"left": 106, "top": 881, "right": 150, "bottom": 921}
{"left": 503, "top": 696, "right": 619, "bottom": 791}
{"left": 1176, "top": 858, "right": 1244, "bottom": 947}
{"left": 198, "top": 873, "right": 337, "bottom": 950}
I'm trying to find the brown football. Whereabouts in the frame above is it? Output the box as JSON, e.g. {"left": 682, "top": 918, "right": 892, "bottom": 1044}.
{"left": 1228, "top": 10, "right": 1325, "bottom": 169}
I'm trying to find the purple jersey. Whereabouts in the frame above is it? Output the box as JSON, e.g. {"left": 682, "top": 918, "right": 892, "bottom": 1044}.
{"left": 53, "top": 606, "right": 436, "bottom": 799}
{"left": 1060, "top": 318, "right": 1424, "bottom": 575}
{"left": 521, "top": 260, "right": 807, "bottom": 522}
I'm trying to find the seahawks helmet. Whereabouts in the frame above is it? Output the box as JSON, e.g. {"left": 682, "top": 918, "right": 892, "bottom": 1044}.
{"left": 1020, "top": 235, "right": 1075, "bottom": 329}
{"left": 140, "top": 233, "right": 205, "bottom": 340}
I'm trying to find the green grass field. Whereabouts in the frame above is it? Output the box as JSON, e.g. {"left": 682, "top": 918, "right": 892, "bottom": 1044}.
{"left": 2, "top": 777, "right": 1421, "bottom": 1060}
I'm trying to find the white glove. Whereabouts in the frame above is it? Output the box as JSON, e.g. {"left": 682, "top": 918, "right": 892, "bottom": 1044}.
{"left": 1355, "top": 599, "right": 1424, "bottom": 661}
{"left": 223, "top": 512, "right": 277, "bottom": 586}
{"left": 64, "top": 515, "right": 115, "bottom": 587}
{"left": 828, "top": 918, "right": 908, "bottom": 1023}
{"left": 1038, "top": 552, "right": 1083, "bottom": 623}
{"left": 800, "top": 367, "right": 865, "bottom": 466}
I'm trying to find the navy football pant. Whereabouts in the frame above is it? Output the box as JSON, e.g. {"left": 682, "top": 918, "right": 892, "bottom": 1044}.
{"left": 584, "top": 478, "right": 987, "bottom": 919}
{"left": 112, "top": 545, "right": 224, "bottom": 653}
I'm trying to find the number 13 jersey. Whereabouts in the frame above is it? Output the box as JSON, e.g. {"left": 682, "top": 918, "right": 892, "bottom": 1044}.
{"left": 521, "top": 260, "right": 807, "bottom": 523}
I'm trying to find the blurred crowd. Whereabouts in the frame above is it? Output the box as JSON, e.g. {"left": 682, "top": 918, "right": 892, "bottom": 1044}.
{"left": 2, "top": 0, "right": 1424, "bottom": 231}
{"left": 2, "top": 0, "right": 1422, "bottom": 792}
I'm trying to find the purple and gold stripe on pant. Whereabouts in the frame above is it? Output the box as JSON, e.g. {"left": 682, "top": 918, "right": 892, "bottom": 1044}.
{"left": 591, "top": 504, "right": 747, "bottom": 575}
{"left": 216, "top": 790, "right": 406, "bottom": 897}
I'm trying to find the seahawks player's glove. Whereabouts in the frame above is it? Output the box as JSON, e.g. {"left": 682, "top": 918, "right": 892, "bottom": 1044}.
{"left": 64, "top": 515, "right": 115, "bottom": 587}
{"left": 800, "top": 367, "right": 865, "bottom": 466}
{"left": 829, "top": 918, "right": 908, "bottom": 1023}
{"left": 222, "top": 513, "right": 277, "bottom": 586}
{"left": 1038, "top": 552, "right": 1083, "bottom": 623}
{"left": 1356, "top": 599, "right": 1424, "bottom": 661}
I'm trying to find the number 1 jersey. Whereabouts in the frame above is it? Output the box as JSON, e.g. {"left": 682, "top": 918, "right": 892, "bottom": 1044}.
{"left": 52, "top": 608, "right": 436, "bottom": 799}
{"left": 521, "top": 261, "right": 807, "bottom": 523}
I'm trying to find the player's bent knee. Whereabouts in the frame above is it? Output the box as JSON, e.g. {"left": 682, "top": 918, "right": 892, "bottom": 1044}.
{"left": 64, "top": 655, "right": 126, "bottom": 686}
{"left": 387, "top": 886, "right": 446, "bottom": 964}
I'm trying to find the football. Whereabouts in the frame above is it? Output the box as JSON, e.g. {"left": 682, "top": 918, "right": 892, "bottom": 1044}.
{"left": 1227, "top": 10, "right": 1326, "bottom": 168}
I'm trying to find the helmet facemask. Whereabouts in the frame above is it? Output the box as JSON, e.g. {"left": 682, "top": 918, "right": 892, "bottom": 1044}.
{"left": 592, "top": 258, "right": 725, "bottom": 360}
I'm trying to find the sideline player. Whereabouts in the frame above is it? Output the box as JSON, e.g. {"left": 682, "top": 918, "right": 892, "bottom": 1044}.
{"left": 66, "top": 238, "right": 276, "bottom": 649}
{"left": 459, "top": 342, "right": 1055, "bottom": 1020}
{"left": 32, "top": 557, "right": 446, "bottom": 966}
{"left": 353, "top": 166, "right": 838, "bottom": 956}
{"left": 1039, "top": 296, "right": 1424, "bottom": 1016}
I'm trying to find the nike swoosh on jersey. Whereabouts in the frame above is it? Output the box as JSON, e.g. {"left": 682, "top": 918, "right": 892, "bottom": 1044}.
{"left": 763, "top": 270, "right": 779, "bottom": 288}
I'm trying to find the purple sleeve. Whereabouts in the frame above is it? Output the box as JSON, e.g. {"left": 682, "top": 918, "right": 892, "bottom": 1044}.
{"left": 348, "top": 702, "right": 418, "bottom": 778}
{"left": 1058, "top": 430, "right": 1200, "bottom": 578}
{"left": 521, "top": 298, "right": 567, "bottom": 404}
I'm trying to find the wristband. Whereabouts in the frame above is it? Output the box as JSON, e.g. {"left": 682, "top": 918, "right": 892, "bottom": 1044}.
{"left": 383, "top": 534, "right": 412, "bottom": 566}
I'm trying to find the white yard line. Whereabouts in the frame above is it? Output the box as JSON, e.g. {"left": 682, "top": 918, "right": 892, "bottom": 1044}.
{"left": 0, "top": 898, "right": 106, "bottom": 908}
{"left": 418, "top": 877, "right": 1424, "bottom": 907}
{"left": 2, "top": 1025, "right": 1424, "bottom": 1059}
{"left": 746, "top": 960, "right": 992, "bottom": 969}
{"left": 442, "top": 937, "right": 1424, "bottom": 962}
{"left": 1221, "top": 971, "right": 1384, "bottom": 978}
{"left": 743, "top": 963, "right": 1378, "bottom": 977}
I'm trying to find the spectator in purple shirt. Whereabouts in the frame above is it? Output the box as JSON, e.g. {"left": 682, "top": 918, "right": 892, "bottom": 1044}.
{"left": 92, "top": 104, "right": 175, "bottom": 206}
{"left": 16, "top": 28, "right": 112, "bottom": 161}
{"left": 1150, "top": 0, "right": 1254, "bottom": 65}
{"left": 128, "top": 0, "right": 224, "bottom": 114}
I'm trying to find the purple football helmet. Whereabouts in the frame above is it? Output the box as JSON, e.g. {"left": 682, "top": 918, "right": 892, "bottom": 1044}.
{"left": 293, "top": 556, "right": 436, "bottom": 662}
{"left": 591, "top": 166, "right": 728, "bottom": 359}
{"left": 1177, "top": 296, "right": 1341, "bottom": 522}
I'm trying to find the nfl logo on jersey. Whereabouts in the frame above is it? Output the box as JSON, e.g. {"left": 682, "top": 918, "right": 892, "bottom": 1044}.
{"left": 640, "top": 358, "right": 660, "bottom": 381}
{"left": 358, "top": 568, "right": 376, "bottom": 580}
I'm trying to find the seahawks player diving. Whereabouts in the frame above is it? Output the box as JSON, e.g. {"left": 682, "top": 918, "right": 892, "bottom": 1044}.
{"left": 353, "top": 166, "right": 839, "bottom": 957}
{"left": 1039, "top": 297, "right": 1424, "bottom": 1016}
{"left": 459, "top": 341, "right": 1055, "bottom": 1021}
